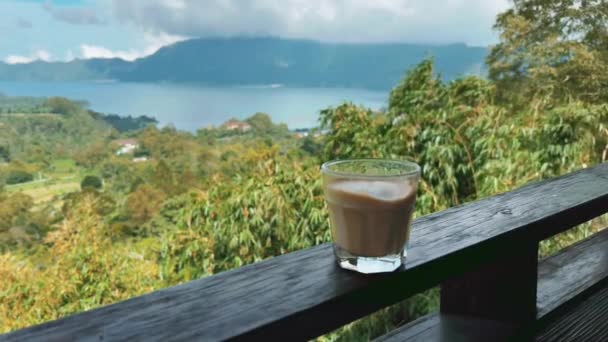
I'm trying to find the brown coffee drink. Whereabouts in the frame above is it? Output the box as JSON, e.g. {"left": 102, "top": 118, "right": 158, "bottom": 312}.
{"left": 324, "top": 179, "right": 417, "bottom": 257}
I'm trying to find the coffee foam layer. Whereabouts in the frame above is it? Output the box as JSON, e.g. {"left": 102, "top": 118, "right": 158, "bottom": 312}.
{"left": 325, "top": 180, "right": 416, "bottom": 209}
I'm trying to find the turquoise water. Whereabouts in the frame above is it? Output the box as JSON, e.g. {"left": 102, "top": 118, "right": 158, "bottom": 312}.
{"left": 0, "top": 81, "right": 387, "bottom": 131}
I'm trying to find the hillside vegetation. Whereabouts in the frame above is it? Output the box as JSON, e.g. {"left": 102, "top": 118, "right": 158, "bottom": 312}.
{"left": 1, "top": 1, "right": 608, "bottom": 340}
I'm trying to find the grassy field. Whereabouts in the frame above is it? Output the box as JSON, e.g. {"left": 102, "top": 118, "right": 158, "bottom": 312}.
{"left": 6, "top": 159, "right": 82, "bottom": 205}
{"left": 17, "top": 181, "right": 81, "bottom": 204}
{"left": 6, "top": 178, "right": 51, "bottom": 192}
{"left": 49, "top": 159, "right": 78, "bottom": 176}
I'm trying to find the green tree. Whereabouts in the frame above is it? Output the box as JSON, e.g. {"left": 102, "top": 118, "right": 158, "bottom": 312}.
{"left": 0, "top": 146, "right": 10, "bottom": 162}
{"left": 388, "top": 69, "right": 497, "bottom": 207}
{"left": 152, "top": 160, "right": 177, "bottom": 195}
{"left": 99, "top": 157, "right": 139, "bottom": 193}
{"left": 299, "top": 135, "right": 322, "bottom": 157}
{"left": 6, "top": 170, "right": 33, "bottom": 185}
{"left": 319, "top": 103, "right": 388, "bottom": 161}
{"left": 44, "top": 97, "right": 80, "bottom": 115}
{"left": 487, "top": 0, "right": 608, "bottom": 107}
{"left": 388, "top": 58, "right": 449, "bottom": 122}
{"left": 81, "top": 175, "right": 103, "bottom": 190}
{"left": 0, "top": 193, "right": 34, "bottom": 233}
{"left": 245, "top": 112, "right": 274, "bottom": 134}
{"left": 126, "top": 184, "right": 166, "bottom": 228}
{"left": 0, "top": 192, "right": 37, "bottom": 251}
{"left": 61, "top": 189, "right": 115, "bottom": 218}
{"left": 74, "top": 141, "right": 111, "bottom": 169}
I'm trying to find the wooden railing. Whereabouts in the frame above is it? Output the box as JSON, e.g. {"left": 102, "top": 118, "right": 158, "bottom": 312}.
{"left": 2, "top": 164, "right": 608, "bottom": 341}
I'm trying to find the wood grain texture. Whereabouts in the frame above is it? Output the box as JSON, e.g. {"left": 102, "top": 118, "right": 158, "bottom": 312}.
{"left": 375, "top": 227, "right": 608, "bottom": 342}
{"left": 375, "top": 314, "right": 521, "bottom": 342}
{"left": 376, "top": 314, "right": 440, "bottom": 342}
{"left": 536, "top": 285, "right": 608, "bottom": 341}
{"left": 2, "top": 164, "right": 608, "bottom": 341}
{"left": 536, "top": 227, "right": 608, "bottom": 318}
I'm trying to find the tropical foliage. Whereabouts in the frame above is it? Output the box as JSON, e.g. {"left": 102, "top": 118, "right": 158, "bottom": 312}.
{"left": 1, "top": 1, "right": 608, "bottom": 340}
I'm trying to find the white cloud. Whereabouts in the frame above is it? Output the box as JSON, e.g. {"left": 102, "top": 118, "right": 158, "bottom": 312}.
{"left": 80, "top": 44, "right": 139, "bottom": 61}
{"left": 80, "top": 32, "right": 187, "bottom": 61}
{"left": 4, "top": 50, "right": 52, "bottom": 64}
{"left": 4, "top": 56, "right": 32, "bottom": 64}
{"left": 111, "top": 0, "right": 511, "bottom": 46}
{"left": 65, "top": 49, "right": 75, "bottom": 62}
{"left": 43, "top": 0, "right": 105, "bottom": 26}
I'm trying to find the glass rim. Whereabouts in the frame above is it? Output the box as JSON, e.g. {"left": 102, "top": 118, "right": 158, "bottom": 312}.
{"left": 321, "top": 158, "right": 420, "bottom": 179}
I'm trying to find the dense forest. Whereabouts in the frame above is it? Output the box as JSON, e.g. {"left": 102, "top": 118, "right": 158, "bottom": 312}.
{"left": 1, "top": 1, "right": 608, "bottom": 340}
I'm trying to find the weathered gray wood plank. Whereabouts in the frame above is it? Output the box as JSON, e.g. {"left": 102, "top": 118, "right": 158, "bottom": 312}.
{"left": 2, "top": 164, "right": 608, "bottom": 341}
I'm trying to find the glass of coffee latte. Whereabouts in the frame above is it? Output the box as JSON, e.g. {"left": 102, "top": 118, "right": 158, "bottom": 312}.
{"left": 321, "top": 159, "right": 420, "bottom": 273}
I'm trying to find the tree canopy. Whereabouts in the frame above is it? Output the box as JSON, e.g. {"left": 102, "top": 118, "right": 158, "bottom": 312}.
{"left": 81, "top": 175, "right": 102, "bottom": 190}
{"left": 488, "top": 0, "right": 608, "bottom": 106}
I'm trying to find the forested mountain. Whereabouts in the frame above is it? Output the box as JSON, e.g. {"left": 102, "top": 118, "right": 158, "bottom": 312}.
{"left": 0, "top": 38, "right": 487, "bottom": 89}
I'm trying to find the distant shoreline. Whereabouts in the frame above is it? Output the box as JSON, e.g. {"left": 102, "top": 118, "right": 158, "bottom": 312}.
{"left": 0, "top": 79, "right": 394, "bottom": 92}
{"left": 0, "top": 81, "right": 387, "bottom": 132}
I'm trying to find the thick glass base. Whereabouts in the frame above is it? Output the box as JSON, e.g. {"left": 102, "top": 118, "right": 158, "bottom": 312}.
{"left": 333, "top": 245, "right": 407, "bottom": 274}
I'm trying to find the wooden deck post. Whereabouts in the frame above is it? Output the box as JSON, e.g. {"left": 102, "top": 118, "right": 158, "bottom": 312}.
{"left": 440, "top": 241, "right": 539, "bottom": 324}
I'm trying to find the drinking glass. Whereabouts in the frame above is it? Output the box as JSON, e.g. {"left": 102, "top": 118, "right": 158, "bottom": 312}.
{"left": 321, "top": 159, "right": 420, "bottom": 273}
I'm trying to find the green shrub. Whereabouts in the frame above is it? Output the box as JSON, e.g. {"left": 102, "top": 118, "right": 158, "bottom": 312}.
{"left": 6, "top": 170, "right": 33, "bottom": 185}
{"left": 80, "top": 175, "right": 103, "bottom": 190}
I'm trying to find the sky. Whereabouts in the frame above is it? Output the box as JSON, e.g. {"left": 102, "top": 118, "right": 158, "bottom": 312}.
{"left": 1, "top": 0, "right": 511, "bottom": 64}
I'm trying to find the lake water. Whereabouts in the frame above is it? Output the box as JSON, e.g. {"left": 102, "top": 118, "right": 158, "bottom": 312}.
{"left": 0, "top": 81, "right": 387, "bottom": 131}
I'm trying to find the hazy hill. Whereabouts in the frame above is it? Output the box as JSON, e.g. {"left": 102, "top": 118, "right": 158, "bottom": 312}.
{"left": 0, "top": 58, "right": 131, "bottom": 82}
{"left": 0, "top": 37, "right": 487, "bottom": 90}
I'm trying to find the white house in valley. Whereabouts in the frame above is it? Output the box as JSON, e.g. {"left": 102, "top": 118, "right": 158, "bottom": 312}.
{"left": 114, "top": 138, "right": 139, "bottom": 155}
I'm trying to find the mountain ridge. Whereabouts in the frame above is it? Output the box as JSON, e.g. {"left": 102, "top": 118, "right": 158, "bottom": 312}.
{"left": 0, "top": 37, "right": 488, "bottom": 90}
